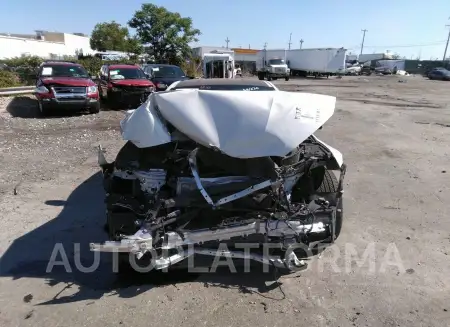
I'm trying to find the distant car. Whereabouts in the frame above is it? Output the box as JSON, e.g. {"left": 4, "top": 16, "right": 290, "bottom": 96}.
{"left": 427, "top": 68, "right": 450, "bottom": 81}
{"left": 34, "top": 60, "right": 100, "bottom": 116}
{"left": 143, "top": 64, "right": 190, "bottom": 91}
{"left": 98, "top": 64, "right": 155, "bottom": 108}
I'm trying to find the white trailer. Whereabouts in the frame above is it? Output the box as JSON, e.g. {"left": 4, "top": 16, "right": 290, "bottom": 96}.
{"left": 358, "top": 52, "right": 392, "bottom": 64}
{"left": 287, "top": 48, "right": 347, "bottom": 77}
{"left": 202, "top": 51, "right": 235, "bottom": 79}
{"left": 255, "top": 49, "right": 290, "bottom": 81}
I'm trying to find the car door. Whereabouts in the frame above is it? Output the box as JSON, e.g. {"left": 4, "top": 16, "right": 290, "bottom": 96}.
{"left": 431, "top": 70, "right": 443, "bottom": 80}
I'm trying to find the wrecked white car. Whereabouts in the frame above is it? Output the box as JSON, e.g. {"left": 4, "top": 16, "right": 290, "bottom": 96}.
{"left": 90, "top": 79, "right": 346, "bottom": 272}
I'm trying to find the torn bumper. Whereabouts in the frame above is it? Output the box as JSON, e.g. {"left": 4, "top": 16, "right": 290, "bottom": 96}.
{"left": 90, "top": 220, "right": 329, "bottom": 271}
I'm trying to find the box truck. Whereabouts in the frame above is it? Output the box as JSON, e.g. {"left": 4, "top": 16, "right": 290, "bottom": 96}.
{"left": 287, "top": 48, "right": 347, "bottom": 77}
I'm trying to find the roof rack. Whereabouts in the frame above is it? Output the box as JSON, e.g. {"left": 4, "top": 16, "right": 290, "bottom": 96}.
{"left": 104, "top": 63, "right": 137, "bottom": 66}
{"left": 41, "top": 60, "right": 78, "bottom": 65}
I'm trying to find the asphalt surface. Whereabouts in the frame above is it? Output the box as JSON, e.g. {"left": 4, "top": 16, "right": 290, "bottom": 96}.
{"left": 0, "top": 75, "right": 449, "bottom": 327}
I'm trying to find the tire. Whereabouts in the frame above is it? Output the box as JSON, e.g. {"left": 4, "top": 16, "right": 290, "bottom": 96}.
{"left": 316, "top": 170, "right": 343, "bottom": 239}
{"left": 257, "top": 72, "right": 264, "bottom": 80}
{"left": 38, "top": 100, "right": 51, "bottom": 117}
{"left": 89, "top": 101, "right": 100, "bottom": 114}
{"left": 267, "top": 74, "right": 272, "bottom": 81}
{"left": 285, "top": 76, "right": 290, "bottom": 81}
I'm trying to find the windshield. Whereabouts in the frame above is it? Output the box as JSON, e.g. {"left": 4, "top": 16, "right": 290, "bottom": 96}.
{"left": 268, "top": 59, "right": 285, "bottom": 65}
{"left": 40, "top": 65, "right": 89, "bottom": 78}
{"left": 109, "top": 68, "right": 146, "bottom": 80}
{"left": 151, "top": 66, "right": 185, "bottom": 78}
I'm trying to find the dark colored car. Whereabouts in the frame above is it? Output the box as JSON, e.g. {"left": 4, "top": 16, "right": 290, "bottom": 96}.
{"left": 34, "top": 60, "right": 100, "bottom": 116}
{"left": 167, "top": 78, "right": 279, "bottom": 91}
{"left": 428, "top": 68, "right": 450, "bottom": 81}
{"left": 142, "top": 64, "right": 190, "bottom": 91}
{"left": 98, "top": 64, "right": 155, "bottom": 108}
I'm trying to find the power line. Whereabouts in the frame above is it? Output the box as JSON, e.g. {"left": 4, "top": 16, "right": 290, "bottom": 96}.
{"left": 360, "top": 29, "right": 368, "bottom": 55}
{"left": 367, "top": 42, "right": 446, "bottom": 48}
{"left": 349, "top": 41, "right": 447, "bottom": 49}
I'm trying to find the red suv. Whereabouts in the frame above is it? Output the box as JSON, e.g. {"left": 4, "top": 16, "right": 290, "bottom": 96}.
{"left": 35, "top": 60, "right": 100, "bottom": 116}
{"left": 98, "top": 64, "right": 155, "bottom": 108}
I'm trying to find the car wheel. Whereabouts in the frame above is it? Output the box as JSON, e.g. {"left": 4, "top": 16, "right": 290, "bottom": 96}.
{"left": 89, "top": 101, "right": 100, "bottom": 114}
{"left": 316, "top": 169, "right": 343, "bottom": 239}
{"left": 38, "top": 100, "right": 50, "bottom": 117}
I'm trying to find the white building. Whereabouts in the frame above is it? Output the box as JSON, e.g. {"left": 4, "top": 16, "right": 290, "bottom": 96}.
{"left": 0, "top": 31, "right": 95, "bottom": 59}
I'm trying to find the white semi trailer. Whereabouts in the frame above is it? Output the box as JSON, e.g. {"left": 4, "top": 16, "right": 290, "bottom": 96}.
{"left": 255, "top": 49, "right": 290, "bottom": 81}
{"left": 287, "top": 48, "right": 347, "bottom": 78}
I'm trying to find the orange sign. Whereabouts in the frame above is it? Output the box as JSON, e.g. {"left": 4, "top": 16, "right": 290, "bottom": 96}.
{"left": 231, "top": 48, "right": 259, "bottom": 55}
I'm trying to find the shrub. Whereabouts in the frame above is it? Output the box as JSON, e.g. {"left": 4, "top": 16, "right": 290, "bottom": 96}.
{"left": 0, "top": 70, "right": 21, "bottom": 88}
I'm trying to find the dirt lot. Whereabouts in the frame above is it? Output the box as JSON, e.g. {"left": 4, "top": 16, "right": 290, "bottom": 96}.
{"left": 0, "top": 75, "right": 449, "bottom": 327}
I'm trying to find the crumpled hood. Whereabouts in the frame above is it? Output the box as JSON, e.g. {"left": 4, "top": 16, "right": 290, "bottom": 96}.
{"left": 111, "top": 79, "right": 154, "bottom": 87}
{"left": 41, "top": 77, "right": 95, "bottom": 87}
{"left": 120, "top": 90, "right": 336, "bottom": 158}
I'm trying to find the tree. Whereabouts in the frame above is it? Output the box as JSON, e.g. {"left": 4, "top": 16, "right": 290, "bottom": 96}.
{"left": 128, "top": 4, "right": 201, "bottom": 64}
{"left": 90, "top": 21, "right": 142, "bottom": 55}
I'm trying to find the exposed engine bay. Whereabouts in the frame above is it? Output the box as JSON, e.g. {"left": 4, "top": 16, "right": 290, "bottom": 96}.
{"left": 90, "top": 86, "right": 346, "bottom": 272}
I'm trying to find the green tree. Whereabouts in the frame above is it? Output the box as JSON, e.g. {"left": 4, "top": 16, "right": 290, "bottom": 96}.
{"left": 90, "top": 21, "right": 142, "bottom": 55}
{"left": 128, "top": 4, "right": 201, "bottom": 64}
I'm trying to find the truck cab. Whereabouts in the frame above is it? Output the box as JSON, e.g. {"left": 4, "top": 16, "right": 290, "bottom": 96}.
{"left": 256, "top": 51, "right": 290, "bottom": 81}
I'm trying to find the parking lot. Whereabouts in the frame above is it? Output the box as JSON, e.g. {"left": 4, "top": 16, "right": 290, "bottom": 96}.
{"left": 0, "top": 75, "right": 449, "bottom": 327}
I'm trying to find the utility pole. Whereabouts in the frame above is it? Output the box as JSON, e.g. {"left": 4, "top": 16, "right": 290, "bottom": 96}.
{"left": 360, "top": 29, "right": 368, "bottom": 55}
{"left": 288, "top": 32, "right": 292, "bottom": 50}
{"left": 299, "top": 39, "right": 304, "bottom": 49}
{"left": 225, "top": 37, "right": 230, "bottom": 49}
{"left": 263, "top": 42, "right": 267, "bottom": 50}
{"left": 443, "top": 23, "right": 450, "bottom": 62}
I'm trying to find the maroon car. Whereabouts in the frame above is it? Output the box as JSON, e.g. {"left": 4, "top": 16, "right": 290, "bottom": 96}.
{"left": 98, "top": 64, "right": 155, "bottom": 108}
{"left": 34, "top": 60, "right": 100, "bottom": 116}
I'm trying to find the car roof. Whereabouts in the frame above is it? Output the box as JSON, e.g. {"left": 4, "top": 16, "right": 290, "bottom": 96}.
{"left": 108, "top": 64, "right": 140, "bottom": 69}
{"left": 173, "top": 78, "right": 276, "bottom": 88}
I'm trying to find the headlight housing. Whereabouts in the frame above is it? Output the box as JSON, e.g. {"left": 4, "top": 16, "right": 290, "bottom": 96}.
{"left": 35, "top": 85, "right": 50, "bottom": 94}
{"left": 87, "top": 86, "right": 98, "bottom": 94}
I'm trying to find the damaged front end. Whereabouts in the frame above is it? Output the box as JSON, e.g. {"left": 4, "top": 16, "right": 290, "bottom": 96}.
{"left": 91, "top": 89, "right": 346, "bottom": 272}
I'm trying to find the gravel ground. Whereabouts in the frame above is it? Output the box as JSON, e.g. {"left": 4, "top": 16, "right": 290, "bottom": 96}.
{"left": 0, "top": 75, "right": 449, "bottom": 327}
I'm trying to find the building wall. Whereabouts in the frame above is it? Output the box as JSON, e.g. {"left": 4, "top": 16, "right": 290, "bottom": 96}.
{"left": 0, "top": 33, "right": 94, "bottom": 59}
{"left": 63, "top": 33, "right": 94, "bottom": 56}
